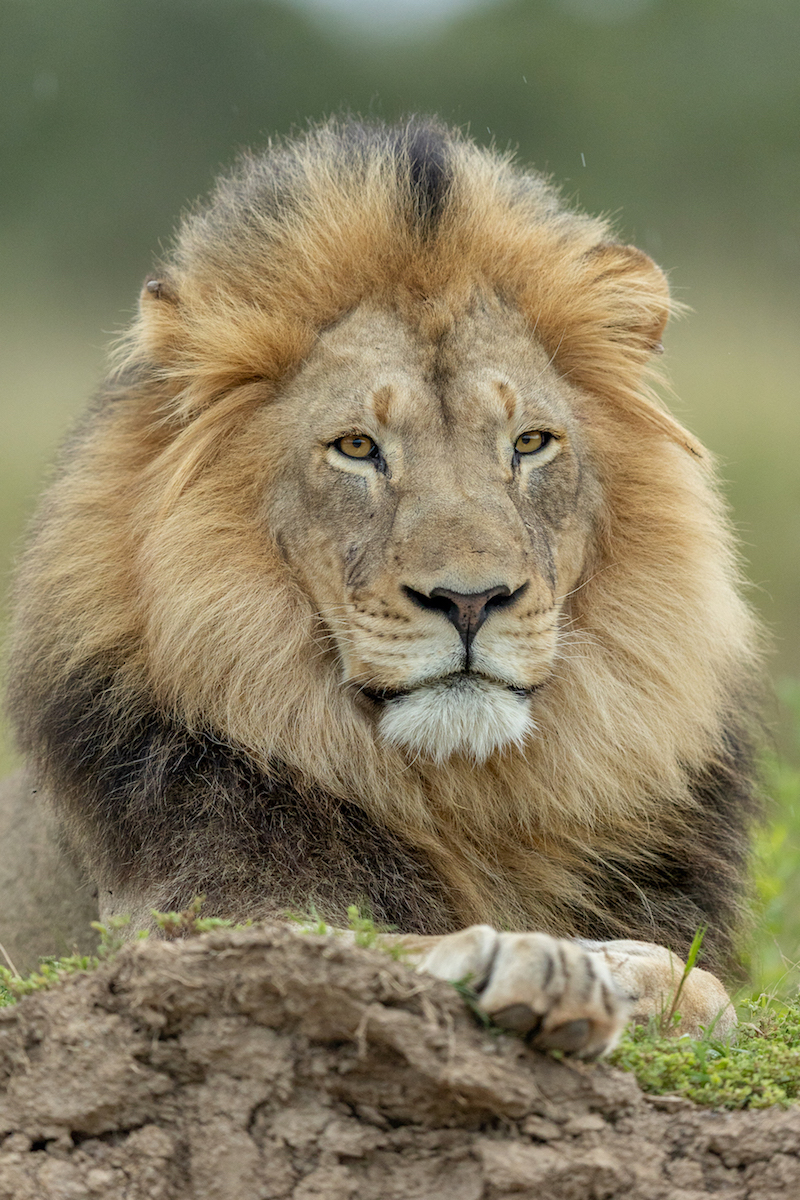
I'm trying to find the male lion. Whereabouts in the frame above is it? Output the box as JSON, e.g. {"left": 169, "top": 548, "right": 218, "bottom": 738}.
{"left": 1, "top": 119, "right": 762, "bottom": 1056}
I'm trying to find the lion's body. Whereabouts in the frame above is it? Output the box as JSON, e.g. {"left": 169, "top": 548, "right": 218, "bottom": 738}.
{"left": 4, "top": 119, "right": 761, "bottom": 990}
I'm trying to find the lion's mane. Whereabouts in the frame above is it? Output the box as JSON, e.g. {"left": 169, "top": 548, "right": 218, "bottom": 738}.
{"left": 8, "top": 118, "right": 763, "bottom": 967}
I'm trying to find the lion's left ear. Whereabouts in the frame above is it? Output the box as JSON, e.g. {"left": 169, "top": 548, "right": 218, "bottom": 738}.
{"left": 529, "top": 236, "right": 695, "bottom": 445}
{"left": 584, "top": 242, "right": 671, "bottom": 353}
{"left": 551, "top": 240, "right": 701, "bottom": 453}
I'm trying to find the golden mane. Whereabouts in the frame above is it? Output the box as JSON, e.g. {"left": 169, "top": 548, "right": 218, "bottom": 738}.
{"left": 8, "top": 118, "right": 762, "bottom": 965}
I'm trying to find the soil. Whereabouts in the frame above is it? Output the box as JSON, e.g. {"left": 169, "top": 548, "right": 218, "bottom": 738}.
{"left": 1, "top": 925, "right": 799, "bottom": 1200}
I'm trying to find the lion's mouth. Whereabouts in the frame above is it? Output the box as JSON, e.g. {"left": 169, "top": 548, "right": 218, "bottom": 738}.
{"left": 360, "top": 684, "right": 412, "bottom": 704}
{"left": 360, "top": 673, "right": 541, "bottom": 706}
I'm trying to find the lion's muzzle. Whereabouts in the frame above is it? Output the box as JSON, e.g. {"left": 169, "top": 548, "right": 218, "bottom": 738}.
{"left": 403, "top": 581, "right": 528, "bottom": 661}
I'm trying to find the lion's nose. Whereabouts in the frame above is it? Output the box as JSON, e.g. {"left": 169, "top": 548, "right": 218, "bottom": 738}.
{"left": 403, "top": 583, "right": 526, "bottom": 653}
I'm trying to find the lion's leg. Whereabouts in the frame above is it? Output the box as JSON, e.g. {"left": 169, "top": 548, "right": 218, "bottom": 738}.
{"left": 0, "top": 770, "right": 99, "bottom": 974}
{"left": 393, "top": 927, "right": 735, "bottom": 1057}
{"left": 576, "top": 937, "right": 736, "bottom": 1038}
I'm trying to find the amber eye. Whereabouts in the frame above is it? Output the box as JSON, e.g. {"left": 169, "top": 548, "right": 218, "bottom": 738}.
{"left": 515, "top": 431, "right": 547, "bottom": 454}
{"left": 335, "top": 434, "right": 376, "bottom": 459}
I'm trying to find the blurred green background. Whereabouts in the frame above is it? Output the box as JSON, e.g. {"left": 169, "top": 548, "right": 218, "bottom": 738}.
{"left": 1, "top": 0, "right": 798, "bottom": 984}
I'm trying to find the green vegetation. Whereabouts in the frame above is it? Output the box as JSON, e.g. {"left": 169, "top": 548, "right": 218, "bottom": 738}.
{"left": 0, "top": 900, "right": 407, "bottom": 1008}
{"left": 752, "top": 682, "right": 800, "bottom": 994}
{"left": 3, "top": 859, "right": 800, "bottom": 1108}
{"left": 0, "top": 900, "right": 244, "bottom": 1005}
{"left": 0, "top": 914, "right": 132, "bottom": 1006}
{"left": 658, "top": 925, "right": 707, "bottom": 1036}
{"left": 289, "top": 902, "right": 409, "bottom": 960}
{"left": 451, "top": 977, "right": 498, "bottom": 1033}
{"left": 609, "top": 996, "right": 800, "bottom": 1110}
{"left": 343, "top": 904, "right": 408, "bottom": 960}
{"left": 151, "top": 895, "right": 240, "bottom": 939}
{"left": 2, "top": 0, "right": 797, "bottom": 286}
{"left": 2, "top": 0, "right": 798, "bottom": 693}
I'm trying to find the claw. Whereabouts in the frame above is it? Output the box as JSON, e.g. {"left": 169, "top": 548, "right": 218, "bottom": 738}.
{"left": 533, "top": 1018, "right": 591, "bottom": 1054}
{"left": 489, "top": 1003, "right": 542, "bottom": 1035}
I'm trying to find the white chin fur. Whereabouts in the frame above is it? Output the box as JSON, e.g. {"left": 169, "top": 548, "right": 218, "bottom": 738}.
{"left": 378, "top": 676, "right": 534, "bottom": 764}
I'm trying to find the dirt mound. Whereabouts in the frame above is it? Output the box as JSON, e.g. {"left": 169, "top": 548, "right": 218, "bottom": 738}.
{"left": 1, "top": 926, "right": 799, "bottom": 1199}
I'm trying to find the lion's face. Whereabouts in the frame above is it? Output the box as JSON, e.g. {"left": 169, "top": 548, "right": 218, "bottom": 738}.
{"left": 265, "top": 296, "right": 600, "bottom": 763}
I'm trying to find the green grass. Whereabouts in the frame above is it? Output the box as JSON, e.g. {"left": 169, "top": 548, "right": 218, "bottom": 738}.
{"left": 0, "top": 901, "right": 404, "bottom": 1007}
{"left": 609, "top": 995, "right": 800, "bottom": 1109}
{"left": 751, "top": 680, "right": 800, "bottom": 994}
{"left": 0, "top": 914, "right": 132, "bottom": 1006}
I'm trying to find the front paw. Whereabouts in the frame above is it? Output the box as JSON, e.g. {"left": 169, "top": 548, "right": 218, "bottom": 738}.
{"left": 416, "top": 926, "right": 630, "bottom": 1058}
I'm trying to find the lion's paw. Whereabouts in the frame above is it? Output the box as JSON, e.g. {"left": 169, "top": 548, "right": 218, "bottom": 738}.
{"left": 414, "top": 925, "right": 630, "bottom": 1058}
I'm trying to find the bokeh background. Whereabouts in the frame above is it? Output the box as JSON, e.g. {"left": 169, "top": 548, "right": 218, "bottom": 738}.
{"left": 1, "top": 0, "right": 798, "bottom": 984}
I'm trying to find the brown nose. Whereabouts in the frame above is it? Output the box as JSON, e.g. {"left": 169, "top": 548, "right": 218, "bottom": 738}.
{"left": 403, "top": 583, "right": 526, "bottom": 655}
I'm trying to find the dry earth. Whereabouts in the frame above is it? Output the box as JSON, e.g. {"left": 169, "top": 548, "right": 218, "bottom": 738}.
{"left": 1, "top": 925, "right": 799, "bottom": 1199}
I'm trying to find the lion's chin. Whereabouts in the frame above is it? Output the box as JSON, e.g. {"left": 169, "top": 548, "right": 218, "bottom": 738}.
{"left": 377, "top": 675, "right": 535, "bottom": 765}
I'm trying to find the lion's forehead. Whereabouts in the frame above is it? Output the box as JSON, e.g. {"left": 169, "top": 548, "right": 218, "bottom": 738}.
{"left": 297, "top": 301, "right": 576, "bottom": 441}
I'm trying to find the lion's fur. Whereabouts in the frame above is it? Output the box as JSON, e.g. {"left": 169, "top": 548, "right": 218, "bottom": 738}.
{"left": 7, "top": 118, "right": 763, "bottom": 969}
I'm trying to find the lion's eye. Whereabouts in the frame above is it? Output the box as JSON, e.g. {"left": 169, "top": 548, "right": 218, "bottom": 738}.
{"left": 335, "top": 434, "right": 376, "bottom": 459}
{"left": 515, "top": 431, "right": 548, "bottom": 454}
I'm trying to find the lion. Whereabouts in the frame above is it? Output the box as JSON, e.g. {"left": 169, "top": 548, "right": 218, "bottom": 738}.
{"left": 1, "top": 118, "right": 762, "bottom": 1056}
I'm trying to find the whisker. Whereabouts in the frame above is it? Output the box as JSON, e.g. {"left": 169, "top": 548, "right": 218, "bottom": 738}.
{"left": 559, "top": 564, "right": 614, "bottom": 603}
{"left": 532, "top": 329, "right": 565, "bottom": 384}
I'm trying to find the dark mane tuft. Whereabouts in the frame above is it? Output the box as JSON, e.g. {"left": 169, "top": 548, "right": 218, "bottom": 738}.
{"left": 396, "top": 119, "right": 452, "bottom": 231}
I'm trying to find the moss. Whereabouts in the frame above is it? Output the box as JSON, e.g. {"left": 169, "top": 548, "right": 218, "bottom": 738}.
{"left": 287, "top": 902, "right": 409, "bottom": 961}
{"left": 151, "top": 895, "right": 241, "bottom": 938}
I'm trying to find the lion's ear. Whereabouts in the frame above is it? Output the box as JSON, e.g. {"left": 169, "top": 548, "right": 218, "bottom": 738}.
{"left": 546, "top": 240, "right": 700, "bottom": 452}
{"left": 585, "top": 242, "right": 671, "bottom": 354}
{"left": 531, "top": 238, "right": 694, "bottom": 445}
